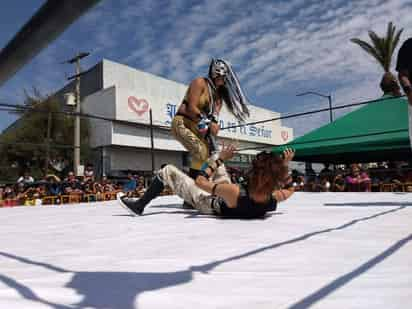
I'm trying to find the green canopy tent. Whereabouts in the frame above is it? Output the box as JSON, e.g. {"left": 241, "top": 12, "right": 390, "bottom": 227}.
{"left": 274, "top": 97, "right": 411, "bottom": 163}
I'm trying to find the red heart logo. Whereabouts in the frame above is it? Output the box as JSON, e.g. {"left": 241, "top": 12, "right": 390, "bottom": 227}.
{"left": 128, "top": 96, "right": 149, "bottom": 116}
{"left": 281, "top": 131, "right": 289, "bottom": 141}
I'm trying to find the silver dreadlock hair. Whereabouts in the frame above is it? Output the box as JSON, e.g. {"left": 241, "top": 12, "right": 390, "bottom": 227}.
{"left": 207, "top": 59, "right": 250, "bottom": 122}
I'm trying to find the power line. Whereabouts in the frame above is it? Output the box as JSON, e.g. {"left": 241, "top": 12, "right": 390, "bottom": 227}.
{"left": 0, "top": 101, "right": 171, "bottom": 132}
{"left": 0, "top": 95, "right": 407, "bottom": 134}
{"left": 221, "top": 95, "right": 407, "bottom": 130}
{"left": 237, "top": 128, "right": 408, "bottom": 152}
{"left": 0, "top": 95, "right": 408, "bottom": 154}
{"left": 0, "top": 141, "right": 77, "bottom": 149}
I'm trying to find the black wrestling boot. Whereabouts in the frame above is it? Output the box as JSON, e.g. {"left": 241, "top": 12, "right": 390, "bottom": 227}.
{"left": 118, "top": 176, "right": 164, "bottom": 216}
{"left": 182, "top": 201, "right": 194, "bottom": 209}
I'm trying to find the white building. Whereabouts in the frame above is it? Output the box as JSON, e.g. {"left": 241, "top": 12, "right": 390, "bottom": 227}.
{"left": 60, "top": 59, "right": 293, "bottom": 176}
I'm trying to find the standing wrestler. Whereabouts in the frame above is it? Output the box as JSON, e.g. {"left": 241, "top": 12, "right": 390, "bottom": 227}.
{"left": 171, "top": 58, "right": 250, "bottom": 183}
{"left": 396, "top": 38, "right": 412, "bottom": 149}
{"left": 396, "top": 38, "right": 412, "bottom": 106}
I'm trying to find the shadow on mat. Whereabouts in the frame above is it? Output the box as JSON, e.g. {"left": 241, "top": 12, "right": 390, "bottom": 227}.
{"left": 0, "top": 206, "right": 406, "bottom": 309}
{"left": 324, "top": 202, "right": 412, "bottom": 207}
{"left": 115, "top": 209, "right": 283, "bottom": 220}
{"left": 149, "top": 203, "right": 185, "bottom": 209}
{"left": 115, "top": 203, "right": 282, "bottom": 219}
{"left": 288, "top": 233, "right": 412, "bottom": 309}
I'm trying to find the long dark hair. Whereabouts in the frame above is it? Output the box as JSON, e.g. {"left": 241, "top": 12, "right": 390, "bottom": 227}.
{"left": 208, "top": 59, "right": 250, "bottom": 122}
{"left": 247, "top": 151, "right": 288, "bottom": 197}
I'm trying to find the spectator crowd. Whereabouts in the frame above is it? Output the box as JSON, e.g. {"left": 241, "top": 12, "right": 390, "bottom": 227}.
{"left": 1, "top": 162, "right": 412, "bottom": 208}
{"left": 0, "top": 164, "right": 148, "bottom": 207}
{"left": 290, "top": 162, "right": 412, "bottom": 193}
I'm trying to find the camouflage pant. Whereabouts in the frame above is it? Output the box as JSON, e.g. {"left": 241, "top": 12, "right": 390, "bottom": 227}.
{"left": 171, "top": 115, "right": 231, "bottom": 184}
{"left": 171, "top": 115, "right": 208, "bottom": 170}
{"left": 158, "top": 165, "right": 222, "bottom": 215}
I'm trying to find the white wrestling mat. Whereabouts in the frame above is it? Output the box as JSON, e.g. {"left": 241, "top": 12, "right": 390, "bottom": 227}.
{"left": 0, "top": 192, "right": 411, "bottom": 309}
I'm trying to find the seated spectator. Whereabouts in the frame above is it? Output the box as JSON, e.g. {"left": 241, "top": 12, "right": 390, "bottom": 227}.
{"left": 292, "top": 175, "right": 305, "bottom": 191}
{"left": 32, "top": 185, "right": 44, "bottom": 206}
{"left": 391, "top": 171, "right": 404, "bottom": 192}
{"left": 3, "top": 186, "right": 17, "bottom": 207}
{"left": 230, "top": 173, "right": 238, "bottom": 184}
{"left": 332, "top": 173, "right": 346, "bottom": 192}
{"left": 319, "top": 163, "right": 334, "bottom": 183}
{"left": 65, "top": 182, "right": 83, "bottom": 195}
{"left": 84, "top": 163, "right": 95, "bottom": 182}
{"left": 304, "top": 175, "right": 317, "bottom": 192}
{"left": 93, "top": 178, "right": 105, "bottom": 201}
{"left": 64, "top": 171, "right": 77, "bottom": 183}
{"left": 345, "top": 164, "right": 371, "bottom": 192}
{"left": 17, "top": 171, "right": 34, "bottom": 185}
{"left": 23, "top": 187, "right": 37, "bottom": 206}
{"left": 83, "top": 178, "right": 96, "bottom": 202}
{"left": 46, "top": 175, "right": 62, "bottom": 196}
{"left": 123, "top": 173, "right": 137, "bottom": 197}
{"left": 318, "top": 176, "right": 331, "bottom": 192}
{"left": 403, "top": 169, "right": 412, "bottom": 192}
{"left": 136, "top": 176, "right": 146, "bottom": 196}
{"left": 16, "top": 183, "right": 27, "bottom": 205}
{"left": 37, "top": 182, "right": 48, "bottom": 197}
{"left": 62, "top": 172, "right": 83, "bottom": 196}
{"left": 304, "top": 164, "right": 317, "bottom": 192}
{"left": 369, "top": 172, "right": 382, "bottom": 192}
{"left": 102, "top": 177, "right": 115, "bottom": 192}
{"left": 0, "top": 186, "right": 5, "bottom": 206}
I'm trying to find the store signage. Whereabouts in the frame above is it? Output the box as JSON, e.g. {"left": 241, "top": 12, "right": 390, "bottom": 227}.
{"left": 128, "top": 96, "right": 149, "bottom": 117}
{"left": 281, "top": 130, "right": 289, "bottom": 141}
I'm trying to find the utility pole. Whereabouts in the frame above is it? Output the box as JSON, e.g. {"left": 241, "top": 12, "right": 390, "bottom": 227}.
{"left": 64, "top": 52, "right": 90, "bottom": 176}
{"left": 327, "top": 95, "right": 333, "bottom": 124}
{"left": 44, "top": 111, "right": 52, "bottom": 174}
{"left": 297, "top": 91, "right": 334, "bottom": 171}
{"left": 149, "top": 109, "right": 155, "bottom": 176}
{"left": 297, "top": 91, "right": 333, "bottom": 123}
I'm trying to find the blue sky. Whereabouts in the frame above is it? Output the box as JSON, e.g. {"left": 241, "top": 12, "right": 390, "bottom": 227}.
{"left": 1, "top": 0, "right": 411, "bottom": 136}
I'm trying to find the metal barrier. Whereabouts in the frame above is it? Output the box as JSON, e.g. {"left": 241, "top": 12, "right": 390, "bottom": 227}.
{"left": 2, "top": 184, "right": 410, "bottom": 208}
{"left": 0, "top": 191, "right": 123, "bottom": 207}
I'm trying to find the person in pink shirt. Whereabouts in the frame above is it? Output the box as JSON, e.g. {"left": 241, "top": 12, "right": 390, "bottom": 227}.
{"left": 345, "top": 164, "right": 371, "bottom": 192}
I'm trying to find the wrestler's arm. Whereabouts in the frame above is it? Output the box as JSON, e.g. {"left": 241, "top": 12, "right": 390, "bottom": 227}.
{"left": 195, "top": 142, "right": 239, "bottom": 208}
{"left": 209, "top": 122, "right": 220, "bottom": 136}
{"left": 195, "top": 176, "right": 239, "bottom": 208}
{"left": 398, "top": 69, "right": 412, "bottom": 105}
{"left": 272, "top": 187, "right": 295, "bottom": 202}
{"left": 272, "top": 148, "right": 295, "bottom": 202}
{"left": 209, "top": 99, "right": 222, "bottom": 136}
{"left": 186, "top": 77, "right": 207, "bottom": 120}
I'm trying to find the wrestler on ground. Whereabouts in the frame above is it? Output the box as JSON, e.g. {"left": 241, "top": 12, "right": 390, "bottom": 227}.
{"left": 118, "top": 145, "right": 295, "bottom": 219}
{"left": 171, "top": 59, "right": 250, "bottom": 183}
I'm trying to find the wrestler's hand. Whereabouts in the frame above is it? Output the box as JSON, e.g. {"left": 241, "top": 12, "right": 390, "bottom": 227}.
{"left": 218, "top": 142, "right": 237, "bottom": 161}
{"left": 209, "top": 122, "right": 220, "bottom": 136}
{"left": 407, "top": 92, "right": 412, "bottom": 106}
{"left": 282, "top": 148, "right": 295, "bottom": 163}
{"left": 197, "top": 116, "right": 210, "bottom": 136}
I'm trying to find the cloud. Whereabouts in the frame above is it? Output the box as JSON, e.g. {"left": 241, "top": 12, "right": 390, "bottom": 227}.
{"left": 2, "top": 0, "right": 412, "bottom": 135}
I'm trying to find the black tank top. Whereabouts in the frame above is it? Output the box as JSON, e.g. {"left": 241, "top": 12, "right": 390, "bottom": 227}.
{"left": 219, "top": 181, "right": 277, "bottom": 219}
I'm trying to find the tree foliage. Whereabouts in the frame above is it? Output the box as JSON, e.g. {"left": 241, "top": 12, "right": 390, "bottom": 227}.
{"left": 0, "top": 90, "right": 90, "bottom": 182}
{"left": 351, "top": 22, "right": 403, "bottom": 72}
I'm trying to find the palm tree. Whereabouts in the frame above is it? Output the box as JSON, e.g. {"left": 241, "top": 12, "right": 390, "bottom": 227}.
{"left": 351, "top": 22, "right": 403, "bottom": 72}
